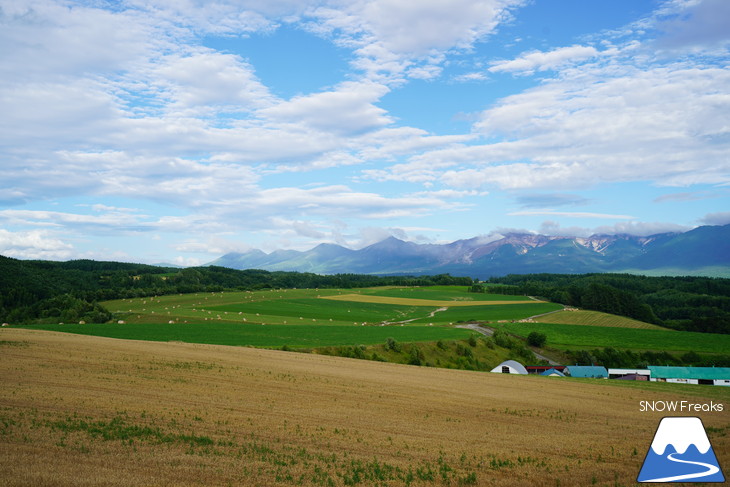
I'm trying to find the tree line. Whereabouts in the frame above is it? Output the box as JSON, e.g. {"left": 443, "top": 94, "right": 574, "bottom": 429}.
{"left": 0, "top": 256, "right": 472, "bottom": 325}
{"left": 472, "top": 273, "right": 730, "bottom": 334}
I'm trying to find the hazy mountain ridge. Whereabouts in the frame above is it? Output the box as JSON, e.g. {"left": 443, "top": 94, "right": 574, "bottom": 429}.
{"left": 210, "top": 224, "right": 730, "bottom": 278}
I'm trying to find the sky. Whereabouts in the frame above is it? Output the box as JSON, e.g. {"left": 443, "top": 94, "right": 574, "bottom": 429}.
{"left": 1, "top": 0, "right": 729, "bottom": 266}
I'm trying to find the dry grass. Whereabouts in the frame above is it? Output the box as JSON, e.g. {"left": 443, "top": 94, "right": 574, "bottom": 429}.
{"left": 1, "top": 328, "right": 727, "bottom": 487}
{"left": 532, "top": 310, "right": 666, "bottom": 330}
{"left": 321, "top": 294, "right": 542, "bottom": 307}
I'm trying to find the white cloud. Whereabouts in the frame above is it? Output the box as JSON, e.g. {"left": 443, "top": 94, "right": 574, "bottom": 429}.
{"left": 0, "top": 229, "right": 74, "bottom": 260}
{"left": 488, "top": 45, "right": 602, "bottom": 75}
{"left": 654, "top": 0, "right": 730, "bottom": 51}
{"left": 373, "top": 55, "right": 730, "bottom": 190}
{"left": 510, "top": 210, "right": 635, "bottom": 220}
{"left": 453, "top": 72, "right": 489, "bottom": 82}
{"left": 154, "top": 51, "right": 275, "bottom": 115}
{"left": 700, "top": 211, "right": 730, "bottom": 226}
{"left": 538, "top": 220, "right": 691, "bottom": 238}
{"left": 250, "top": 184, "right": 458, "bottom": 219}
{"left": 306, "top": 0, "right": 524, "bottom": 82}
{"left": 258, "top": 81, "right": 392, "bottom": 134}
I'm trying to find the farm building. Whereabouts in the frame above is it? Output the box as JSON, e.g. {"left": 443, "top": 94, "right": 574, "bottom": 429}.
{"left": 608, "top": 368, "right": 650, "bottom": 380}
{"left": 526, "top": 365, "right": 567, "bottom": 375}
{"left": 540, "top": 368, "right": 565, "bottom": 377}
{"left": 648, "top": 366, "right": 730, "bottom": 386}
{"left": 565, "top": 365, "right": 608, "bottom": 379}
{"left": 490, "top": 360, "right": 528, "bottom": 375}
{"left": 614, "top": 374, "right": 648, "bottom": 381}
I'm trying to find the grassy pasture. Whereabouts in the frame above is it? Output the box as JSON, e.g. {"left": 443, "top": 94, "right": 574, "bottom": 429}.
{"left": 365, "top": 286, "right": 534, "bottom": 302}
{"left": 499, "top": 322, "right": 730, "bottom": 354}
{"left": 99, "top": 287, "right": 560, "bottom": 332}
{"left": 25, "top": 321, "right": 471, "bottom": 348}
{"left": 406, "top": 302, "right": 564, "bottom": 325}
{"left": 321, "top": 294, "right": 540, "bottom": 307}
{"left": 2, "top": 328, "right": 728, "bottom": 487}
{"left": 532, "top": 309, "right": 665, "bottom": 330}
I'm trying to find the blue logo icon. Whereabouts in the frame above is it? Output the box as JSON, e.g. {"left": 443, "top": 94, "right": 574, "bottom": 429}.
{"left": 638, "top": 417, "right": 725, "bottom": 483}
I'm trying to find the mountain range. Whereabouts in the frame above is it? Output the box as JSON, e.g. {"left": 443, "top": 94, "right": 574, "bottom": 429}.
{"left": 210, "top": 224, "right": 730, "bottom": 278}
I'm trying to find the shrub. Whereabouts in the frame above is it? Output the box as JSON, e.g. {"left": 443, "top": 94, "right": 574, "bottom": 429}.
{"left": 385, "top": 337, "right": 401, "bottom": 353}
{"left": 527, "top": 331, "right": 547, "bottom": 348}
{"left": 455, "top": 343, "right": 473, "bottom": 358}
{"left": 408, "top": 345, "right": 425, "bottom": 366}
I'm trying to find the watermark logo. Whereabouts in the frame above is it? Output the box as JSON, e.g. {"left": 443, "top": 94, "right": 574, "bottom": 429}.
{"left": 637, "top": 417, "right": 725, "bottom": 483}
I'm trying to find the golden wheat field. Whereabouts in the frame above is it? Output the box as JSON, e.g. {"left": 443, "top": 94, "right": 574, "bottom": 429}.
{"left": 1, "top": 328, "right": 728, "bottom": 487}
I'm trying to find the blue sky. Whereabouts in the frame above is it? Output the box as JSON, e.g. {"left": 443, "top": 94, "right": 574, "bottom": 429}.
{"left": 1, "top": 0, "right": 729, "bottom": 265}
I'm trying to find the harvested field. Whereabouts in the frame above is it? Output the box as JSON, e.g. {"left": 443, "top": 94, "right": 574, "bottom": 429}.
{"left": 532, "top": 310, "right": 665, "bottom": 330}
{"left": 1, "top": 328, "right": 728, "bottom": 487}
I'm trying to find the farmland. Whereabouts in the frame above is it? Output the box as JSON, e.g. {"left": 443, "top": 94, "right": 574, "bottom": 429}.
{"left": 497, "top": 322, "right": 730, "bottom": 355}
{"left": 1, "top": 328, "right": 728, "bottom": 487}
{"left": 24, "top": 287, "right": 562, "bottom": 349}
{"left": 532, "top": 309, "right": 666, "bottom": 330}
{"left": 22, "top": 285, "right": 730, "bottom": 364}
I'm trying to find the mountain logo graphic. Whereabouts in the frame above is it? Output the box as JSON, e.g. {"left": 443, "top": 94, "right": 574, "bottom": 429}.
{"left": 638, "top": 417, "right": 725, "bottom": 483}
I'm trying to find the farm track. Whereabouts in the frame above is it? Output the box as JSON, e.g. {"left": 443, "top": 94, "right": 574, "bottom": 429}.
{"left": 1, "top": 328, "right": 728, "bottom": 487}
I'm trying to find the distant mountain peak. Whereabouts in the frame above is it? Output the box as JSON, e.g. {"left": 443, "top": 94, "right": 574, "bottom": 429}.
{"left": 207, "top": 224, "right": 730, "bottom": 278}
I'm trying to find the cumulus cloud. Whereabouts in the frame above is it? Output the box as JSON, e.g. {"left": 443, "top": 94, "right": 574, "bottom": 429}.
{"left": 488, "top": 45, "right": 603, "bottom": 75}
{"left": 154, "top": 51, "right": 275, "bottom": 115}
{"left": 0, "top": 229, "right": 74, "bottom": 260}
{"left": 654, "top": 0, "right": 730, "bottom": 51}
{"left": 306, "top": 0, "right": 523, "bottom": 82}
{"left": 375, "top": 57, "right": 730, "bottom": 191}
{"left": 538, "top": 220, "right": 691, "bottom": 238}
{"left": 258, "top": 81, "right": 392, "bottom": 134}
{"left": 700, "top": 211, "right": 730, "bottom": 226}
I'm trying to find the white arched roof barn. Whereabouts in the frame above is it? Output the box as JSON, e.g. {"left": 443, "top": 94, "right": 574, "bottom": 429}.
{"left": 490, "top": 360, "right": 528, "bottom": 375}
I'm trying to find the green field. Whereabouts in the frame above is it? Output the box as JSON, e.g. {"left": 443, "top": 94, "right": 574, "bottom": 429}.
{"left": 20, "top": 286, "right": 562, "bottom": 349}
{"left": 499, "top": 322, "right": 730, "bottom": 354}
{"left": 25, "top": 322, "right": 472, "bottom": 348}
{"left": 27, "top": 286, "right": 728, "bottom": 357}
{"left": 100, "top": 287, "right": 559, "bottom": 328}
{"left": 365, "top": 286, "right": 533, "bottom": 301}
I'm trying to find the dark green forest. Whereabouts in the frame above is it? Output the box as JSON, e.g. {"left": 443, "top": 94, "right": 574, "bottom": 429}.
{"left": 0, "top": 256, "right": 471, "bottom": 325}
{"left": 475, "top": 273, "right": 730, "bottom": 334}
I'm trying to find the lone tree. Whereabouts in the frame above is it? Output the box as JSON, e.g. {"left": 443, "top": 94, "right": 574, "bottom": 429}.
{"left": 527, "top": 331, "right": 547, "bottom": 348}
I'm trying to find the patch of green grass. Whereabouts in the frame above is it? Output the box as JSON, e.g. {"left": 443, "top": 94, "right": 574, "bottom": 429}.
{"left": 366, "top": 286, "right": 529, "bottom": 302}
{"left": 207, "top": 298, "right": 426, "bottom": 324}
{"left": 499, "top": 322, "right": 730, "bottom": 355}
{"left": 408, "top": 303, "right": 563, "bottom": 325}
{"left": 25, "top": 322, "right": 472, "bottom": 348}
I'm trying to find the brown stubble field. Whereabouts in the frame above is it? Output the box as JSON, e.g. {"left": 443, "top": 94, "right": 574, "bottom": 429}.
{"left": 0, "top": 328, "right": 728, "bottom": 487}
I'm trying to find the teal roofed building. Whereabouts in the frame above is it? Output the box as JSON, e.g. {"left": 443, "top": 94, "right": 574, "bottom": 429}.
{"left": 565, "top": 365, "right": 608, "bottom": 379}
{"left": 648, "top": 366, "right": 730, "bottom": 386}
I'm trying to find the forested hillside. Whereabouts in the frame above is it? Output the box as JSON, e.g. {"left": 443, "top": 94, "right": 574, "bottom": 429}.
{"left": 479, "top": 273, "right": 730, "bottom": 334}
{"left": 0, "top": 256, "right": 470, "bottom": 324}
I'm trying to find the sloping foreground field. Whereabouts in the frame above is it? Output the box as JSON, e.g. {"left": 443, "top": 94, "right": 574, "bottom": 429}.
{"left": 1, "top": 329, "right": 728, "bottom": 487}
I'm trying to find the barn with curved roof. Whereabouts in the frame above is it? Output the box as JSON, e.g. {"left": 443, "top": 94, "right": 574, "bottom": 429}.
{"left": 490, "top": 360, "right": 528, "bottom": 375}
